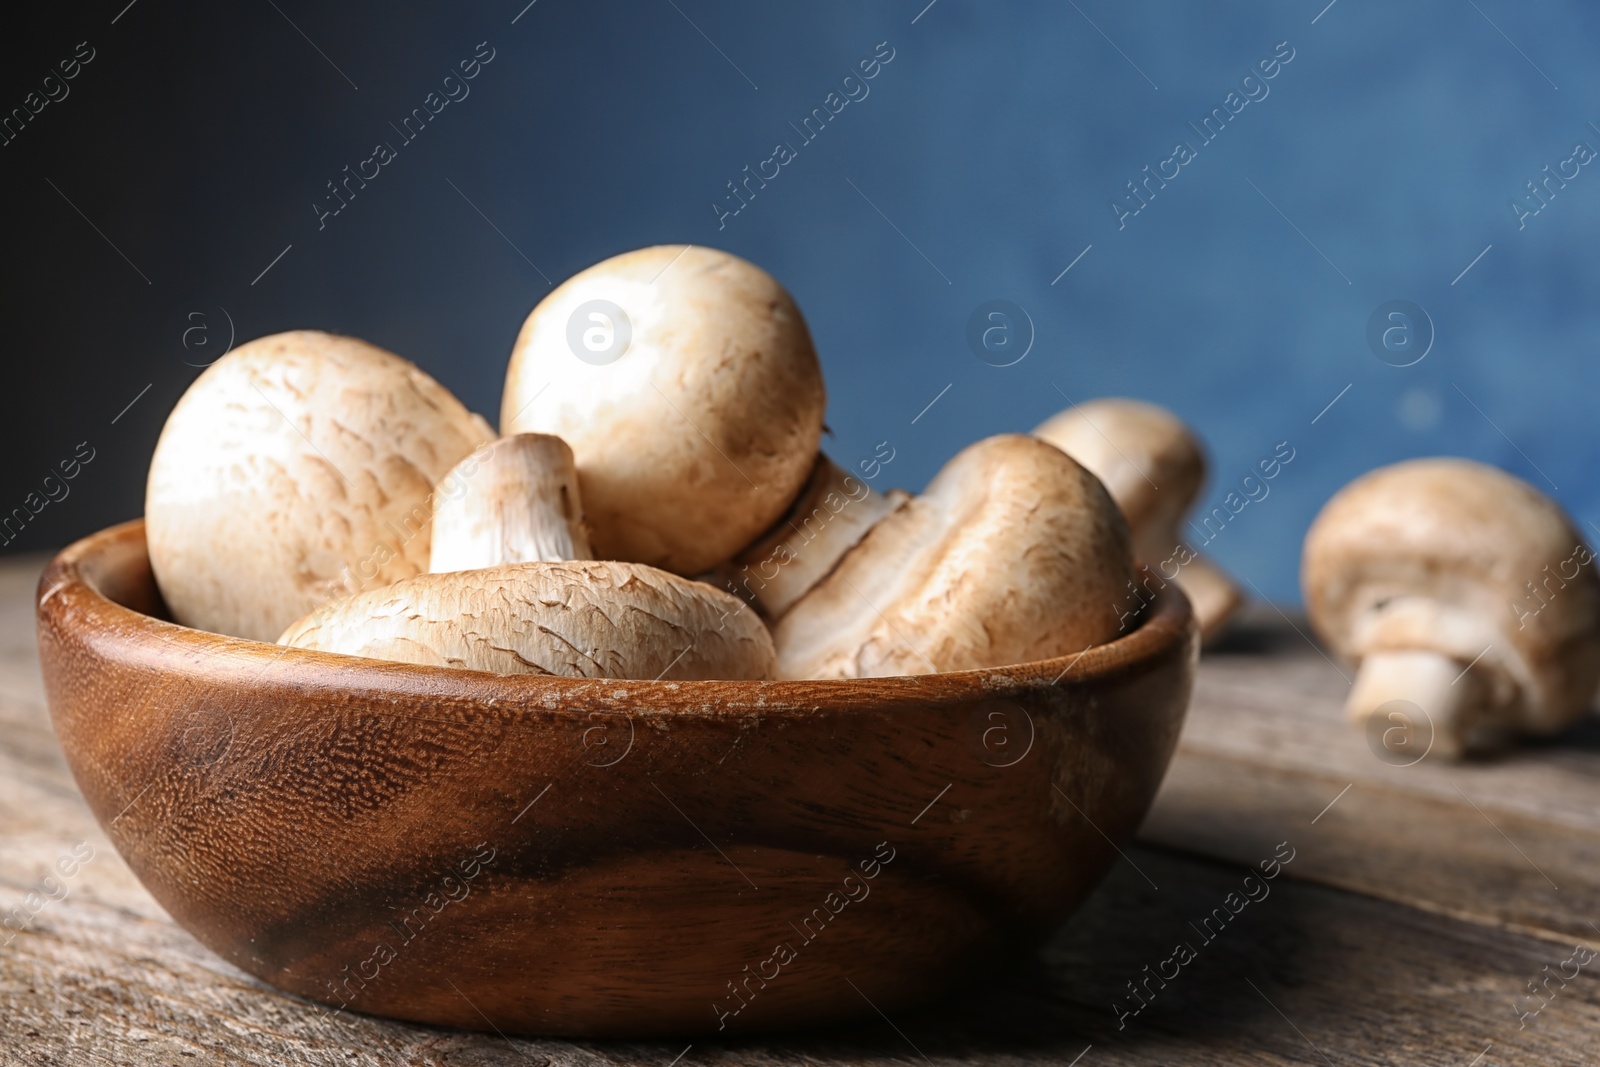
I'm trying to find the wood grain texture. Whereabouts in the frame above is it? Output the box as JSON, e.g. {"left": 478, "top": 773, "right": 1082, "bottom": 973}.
{"left": 31, "top": 521, "right": 1194, "bottom": 1037}
{"left": 12, "top": 557, "right": 1600, "bottom": 1064}
{"left": 1143, "top": 610, "right": 1600, "bottom": 943}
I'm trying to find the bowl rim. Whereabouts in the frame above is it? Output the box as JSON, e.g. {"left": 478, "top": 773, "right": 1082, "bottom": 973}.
{"left": 38, "top": 518, "right": 1194, "bottom": 712}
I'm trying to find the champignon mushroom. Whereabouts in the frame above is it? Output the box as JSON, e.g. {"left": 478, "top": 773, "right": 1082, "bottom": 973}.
{"left": 146, "top": 331, "right": 494, "bottom": 642}
{"left": 279, "top": 433, "right": 776, "bottom": 681}
{"left": 500, "top": 245, "right": 826, "bottom": 577}
{"left": 713, "top": 453, "right": 908, "bottom": 619}
{"left": 1303, "top": 457, "right": 1600, "bottom": 757}
{"left": 771, "top": 434, "right": 1135, "bottom": 679}
{"left": 1034, "top": 398, "right": 1242, "bottom": 641}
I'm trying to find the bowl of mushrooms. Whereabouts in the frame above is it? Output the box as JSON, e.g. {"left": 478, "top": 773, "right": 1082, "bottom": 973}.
{"left": 35, "top": 246, "right": 1197, "bottom": 1036}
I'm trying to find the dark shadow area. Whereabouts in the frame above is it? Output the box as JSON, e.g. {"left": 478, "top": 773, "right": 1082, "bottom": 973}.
{"left": 1494, "top": 711, "right": 1600, "bottom": 760}
{"left": 1202, "top": 609, "right": 1316, "bottom": 659}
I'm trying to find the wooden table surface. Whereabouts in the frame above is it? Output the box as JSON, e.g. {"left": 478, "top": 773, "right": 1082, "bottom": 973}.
{"left": 5, "top": 552, "right": 1600, "bottom": 1066}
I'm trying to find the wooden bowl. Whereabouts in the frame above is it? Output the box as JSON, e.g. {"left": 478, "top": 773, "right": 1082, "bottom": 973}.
{"left": 36, "top": 520, "right": 1196, "bottom": 1037}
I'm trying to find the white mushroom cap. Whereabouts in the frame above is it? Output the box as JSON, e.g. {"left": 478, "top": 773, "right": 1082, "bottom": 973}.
{"left": 500, "top": 245, "right": 826, "bottom": 576}
{"left": 280, "top": 431, "right": 776, "bottom": 681}
{"left": 1303, "top": 457, "right": 1600, "bottom": 755}
{"left": 773, "top": 434, "right": 1135, "bottom": 679}
{"left": 1034, "top": 398, "right": 1241, "bottom": 640}
{"left": 146, "top": 331, "right": 493, "bottom": 642}
{"left": 278, "top": 561, "right": 774, "bottom": 680}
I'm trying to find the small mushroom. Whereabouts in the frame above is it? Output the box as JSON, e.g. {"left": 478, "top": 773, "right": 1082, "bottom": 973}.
{"left": 500, "top": 245, "right": 826, "bottom": 577}
{"left": 279, "top": 434, "right": 776, "bottom": 681}
{"left": 1303, "top": 457, "right": 1600, "bottom": 757}
{"left": 771, "top": 434, "right": 1135, "bottom": 679}
{"left": 1034, "top": 398, "right": 1242, "bottom": 640}
{"left": 146, "top": 331, "right": 494, "bottom": 642}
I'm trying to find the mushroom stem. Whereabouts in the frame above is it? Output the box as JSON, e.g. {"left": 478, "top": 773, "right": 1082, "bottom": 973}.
{"left": 1346, "top": 649, "right": 1493, "bottom": 760}
{"left": 429, "top": 434, "right": 592, "bottom": 572}
{"left": 1175, "top": 554, "right": 1243, "bottom": 644}
{"left": 723, "top": 454, "right": 906, "bottom": 619}
{"left": 773, "top": 435, "right": 1134, "bottom": 679}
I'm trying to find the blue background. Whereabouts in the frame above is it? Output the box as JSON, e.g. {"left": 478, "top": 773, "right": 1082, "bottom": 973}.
{"left": 6, "top": 0, "right": 1599, "bottom": 604}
